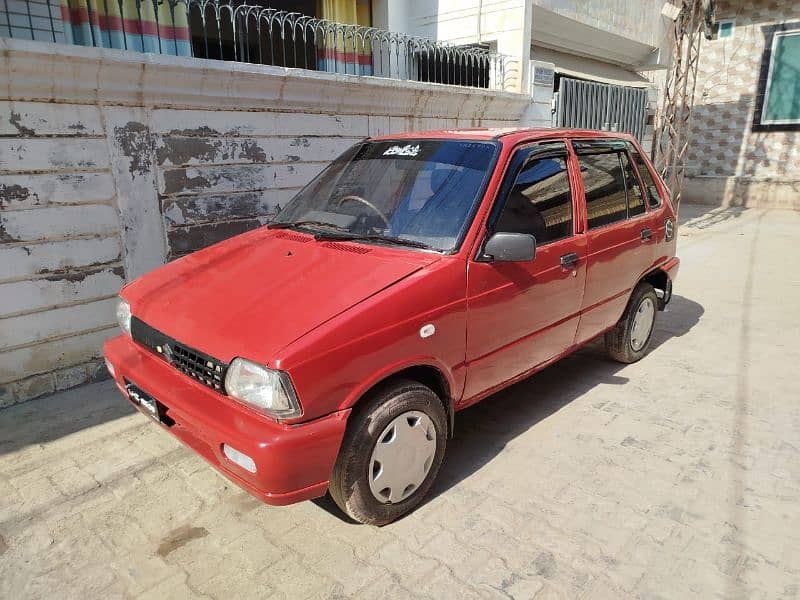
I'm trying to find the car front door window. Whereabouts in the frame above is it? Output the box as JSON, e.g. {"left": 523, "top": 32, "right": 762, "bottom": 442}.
{"left": 494, "top": 154, "right": 574, "bottom": 245}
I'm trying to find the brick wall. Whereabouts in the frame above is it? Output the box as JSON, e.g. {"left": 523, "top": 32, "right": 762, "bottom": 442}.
{"left": 0, "top": 38, "right": 529, "bottom": 407}
{"left": 684, "top": 0, "right": 800, "bottom": 208}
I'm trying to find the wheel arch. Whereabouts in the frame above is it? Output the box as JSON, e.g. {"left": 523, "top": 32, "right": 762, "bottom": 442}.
{"left": 641, "top": 267, "right": 673, "bottom": 309}
{"left": 346, "top": 363, "right": 455, "bottom": 438}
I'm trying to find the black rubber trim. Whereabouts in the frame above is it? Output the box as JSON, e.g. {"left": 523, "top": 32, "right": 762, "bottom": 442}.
{"left": 130, "top": 317, "right": 229, "bottom": 394}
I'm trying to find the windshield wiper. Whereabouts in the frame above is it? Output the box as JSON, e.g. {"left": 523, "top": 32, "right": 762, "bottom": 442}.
{"left": 267, "top": 220, "right": 349, "bottom": 233}
{"left": 313, "top": 232, "right": 437, "bottom": 251}
{"left": 269, "top": 222, "right": 438, "bottom": 251}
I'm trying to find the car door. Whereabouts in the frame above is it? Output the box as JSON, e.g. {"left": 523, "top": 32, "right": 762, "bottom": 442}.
{"left": 463, "top": 141, "right": 588, "bottom": 404}
{"left": 572, "top": 140, "right": 656, "bottom": 346}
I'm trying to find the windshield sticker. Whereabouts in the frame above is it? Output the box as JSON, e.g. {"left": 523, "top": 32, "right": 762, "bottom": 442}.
{"left": 383, "top": 144, "right": 421, "bottom": 157}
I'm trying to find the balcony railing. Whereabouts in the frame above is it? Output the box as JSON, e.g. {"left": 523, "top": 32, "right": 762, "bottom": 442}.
{"left": 2, "top": 0, "right": 516, "bottom": 91}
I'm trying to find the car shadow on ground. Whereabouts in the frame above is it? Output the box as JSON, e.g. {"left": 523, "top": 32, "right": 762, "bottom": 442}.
{"left": 432, "top": 293, "right": 704, "bottom": 506}
{"left": 314, "top": 294, "right": 704, "bottom": 523}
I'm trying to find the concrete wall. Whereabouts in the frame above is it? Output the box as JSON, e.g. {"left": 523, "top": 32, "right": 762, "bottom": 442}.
{"left": 684, "top": 0, "right": 800, "bottom": 208}
{"left": 530, "top": 3, "right": 670, "bottom": 77}
{"left": 0, "top": 37, "right": 529, "bottom": 407}
{"left": 533, "top": 0, "right": 665, "bottom": 51}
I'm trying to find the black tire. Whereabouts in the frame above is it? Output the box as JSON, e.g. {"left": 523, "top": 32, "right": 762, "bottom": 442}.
{"left": 329, "top": 379, "right": 448, "bottom": 526}
{"left": 604, "top": 282, "right": 659, "bottom": 363}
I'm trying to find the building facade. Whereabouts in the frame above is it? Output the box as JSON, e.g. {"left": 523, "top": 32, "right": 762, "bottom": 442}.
{"left": 372, "top": 1, "right": 669, "bottom": 150}
{"left": 684, "top": 0, "right": 800, "bottom": 208}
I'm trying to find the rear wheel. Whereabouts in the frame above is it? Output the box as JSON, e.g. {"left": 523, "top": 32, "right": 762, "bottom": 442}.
{"left": 605, "top": 282, "right": 658, "bottom": 363}
{"left": 329, "top": 379, "right": 447, "bottom": 526}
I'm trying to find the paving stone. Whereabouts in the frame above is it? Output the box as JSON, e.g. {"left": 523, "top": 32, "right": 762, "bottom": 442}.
{"left": 356, "top": 572, "right": 417, "bottom": 600}
{"left": 137, "top": 573, "right": 195, "bottom": 600}
{"left": 49, "top": 465, "right": 100, "bottom": 497}
{"left": 417, "top": 567, "right": 487, "bottom": 600}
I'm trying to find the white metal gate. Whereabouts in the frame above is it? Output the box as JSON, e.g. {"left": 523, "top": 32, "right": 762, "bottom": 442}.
{"left": 555, "top": 77, "right": 648, "bottom": 139}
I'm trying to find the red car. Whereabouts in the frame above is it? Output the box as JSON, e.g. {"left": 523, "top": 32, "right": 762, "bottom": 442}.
{"left": 104, "top": 128, "right": 679, "bottom": 525}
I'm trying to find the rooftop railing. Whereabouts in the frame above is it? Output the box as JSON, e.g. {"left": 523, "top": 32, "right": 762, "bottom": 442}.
{"left": 3, "top": 0, "right": 516, "bottom": 91}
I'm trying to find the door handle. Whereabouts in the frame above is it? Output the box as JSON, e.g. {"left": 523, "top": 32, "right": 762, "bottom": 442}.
{"left": 560, "top": 252, "right": 579, "bottom": 269}
{"left": 640, "top": 228, "right": 652, "bottom": 241}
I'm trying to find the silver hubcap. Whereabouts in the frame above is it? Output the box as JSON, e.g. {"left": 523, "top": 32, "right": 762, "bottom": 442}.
{"left": 368, "top": 411, "right": 437, "bottom": 504}
{"left": 630, "top": 297, "right": 655, "bottom": 352}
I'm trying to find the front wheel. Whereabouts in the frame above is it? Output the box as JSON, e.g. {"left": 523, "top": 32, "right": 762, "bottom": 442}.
{"left": 605, "top": 282, "right": 658, "bottom": 363}
{"left": 329, "top": 379, "right": 448, "bottom": 526}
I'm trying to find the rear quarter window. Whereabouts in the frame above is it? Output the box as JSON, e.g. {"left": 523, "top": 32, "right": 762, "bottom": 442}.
{"left": 620, "top": 152, "right": 646, "bottom": 218}
{"left": 626, "top": 143, "right": 663, "bottom": 209}
{"left": 577, "top": 152, "right": 628, "bottom": 229}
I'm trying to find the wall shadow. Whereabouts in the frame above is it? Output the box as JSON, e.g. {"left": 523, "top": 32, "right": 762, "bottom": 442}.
{"left": 0, "top": 380, "right": 135, "bottom": 457}
{"left": 678, "top": 203, "right": 749, "bottom": 229}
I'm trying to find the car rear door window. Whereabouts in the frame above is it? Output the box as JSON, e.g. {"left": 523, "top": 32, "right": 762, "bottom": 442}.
{"left": 626, "top": 142, "right": 663, "bottom": 208}
{"left": 494, "top": 152, "right": 573, "bottom": 245}
{"left": 620, "top": 151, "right": 646, "bottom": 217}
{"left": 577, "top": 151, "right": 628, "bottom": 230}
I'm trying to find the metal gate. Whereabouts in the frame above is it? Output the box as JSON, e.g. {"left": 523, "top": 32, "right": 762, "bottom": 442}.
{"left": 555, "top": 77, "right": 648, "bottom": 139}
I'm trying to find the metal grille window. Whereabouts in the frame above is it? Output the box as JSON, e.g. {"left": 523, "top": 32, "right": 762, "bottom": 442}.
{"left": 556, "top": 77, "right": 648, "bottom": 140}
{"left": 0, "top": 0, "right": 64, "bottom": 42}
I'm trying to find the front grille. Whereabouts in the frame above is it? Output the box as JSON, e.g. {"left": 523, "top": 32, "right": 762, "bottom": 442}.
{"left": 131, "top": 317, "right": 228, "bottom": 393}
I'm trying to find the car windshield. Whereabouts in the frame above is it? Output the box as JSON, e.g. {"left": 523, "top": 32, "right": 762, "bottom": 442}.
{"left": 271, "top": 139, "right": 498, "bottom": 251}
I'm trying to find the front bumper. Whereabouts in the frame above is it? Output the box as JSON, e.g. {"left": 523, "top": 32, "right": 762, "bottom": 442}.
{"left": 103, "top": 334, "right": 350, "bottom": 505}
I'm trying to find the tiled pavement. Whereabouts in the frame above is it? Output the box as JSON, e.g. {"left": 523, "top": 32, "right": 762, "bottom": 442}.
{"left": 1, "top": 204, "right": 799, "bottom": 599}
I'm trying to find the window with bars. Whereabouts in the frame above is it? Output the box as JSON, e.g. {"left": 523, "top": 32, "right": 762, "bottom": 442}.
{"left": 0, "top": 0, "right": 64, "bottom": 42}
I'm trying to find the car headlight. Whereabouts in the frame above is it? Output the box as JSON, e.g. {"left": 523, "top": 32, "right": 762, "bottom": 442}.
{"left": 116, "top": 298, "right": 131, "bottom": 336}
{"left": 224, "top": 358, "right": 302, "bottom": 420}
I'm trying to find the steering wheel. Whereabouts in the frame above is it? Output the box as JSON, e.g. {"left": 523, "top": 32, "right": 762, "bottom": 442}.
{"left": 335, "top": 195, "right": 390, "bottom": 228}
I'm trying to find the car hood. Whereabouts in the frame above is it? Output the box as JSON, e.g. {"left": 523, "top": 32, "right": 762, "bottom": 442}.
{"left": 124, "top": 228, "right": 441, "bottom": 364}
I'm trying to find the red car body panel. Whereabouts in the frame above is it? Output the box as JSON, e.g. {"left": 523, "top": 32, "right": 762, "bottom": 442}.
{"left": 104, "top": 127, "right": 679, "bottom": 505}
{"left": 103, "top": 334, "right": 350, "bottom": 504}
{"left": 120, "top": 226, "right": 440, "bottom": 365}
{"left": 275, "top": 255, "right": 469, "bottom": 417}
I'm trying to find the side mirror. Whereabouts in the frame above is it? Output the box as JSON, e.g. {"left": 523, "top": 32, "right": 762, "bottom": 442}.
{"left": 483, "top": 232, "right": 536, "bottom": 262}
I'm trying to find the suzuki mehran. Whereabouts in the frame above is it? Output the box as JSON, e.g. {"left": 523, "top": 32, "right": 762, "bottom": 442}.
{"left": 104, "top": 128, "right": 679, "bottom": 525}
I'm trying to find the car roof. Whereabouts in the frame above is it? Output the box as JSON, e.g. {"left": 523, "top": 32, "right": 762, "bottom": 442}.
{"left": 371, "top": 127, "right": 637, "bottom": 146}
